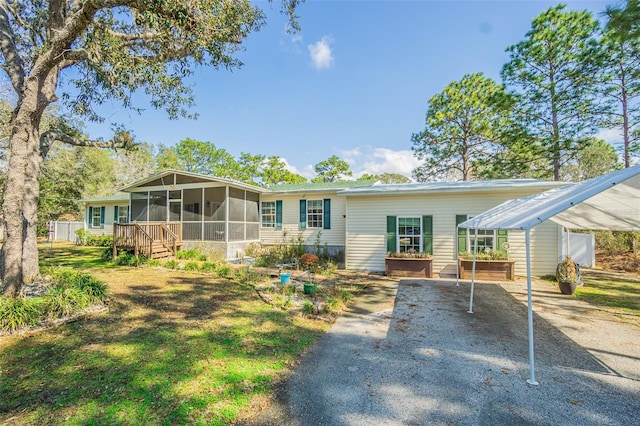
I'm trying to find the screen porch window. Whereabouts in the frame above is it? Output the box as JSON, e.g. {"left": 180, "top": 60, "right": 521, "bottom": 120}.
{"left": 261, "top": 201, "right": 276, "bottom": 228}
{"left": 398, "top": 217, "right": 422, "bottom": 253}
{"left": 307, "top": 200, "right": 323, "bottom": 228}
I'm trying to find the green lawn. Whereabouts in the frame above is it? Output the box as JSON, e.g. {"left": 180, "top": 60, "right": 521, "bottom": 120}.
{"left": 0, "top": 243, "right": 331, "bottom": 425}
{"left": 575, "top": 269, "right": 640, "bottom": 326}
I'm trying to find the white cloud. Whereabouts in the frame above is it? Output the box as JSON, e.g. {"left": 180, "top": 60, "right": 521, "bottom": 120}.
{"left": 595, "top": 128, "right": 622, "bottom": 146}
{"left": 338, "top": 146, "right": 422, "bottom": 179}
{"left": 308, "top": 36, "right": 334, "bottom": 70}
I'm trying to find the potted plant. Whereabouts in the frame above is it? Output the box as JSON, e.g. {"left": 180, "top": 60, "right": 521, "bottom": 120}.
{"left": 299, "top": 253, "right": 319, "bottom": 294}
{"left": 458, "top": 250, "right": 515, "bottom": 281}
{"left": 555, "top": 256, "right": 583, "bottom": 295}
{"left": 385, "top": 251, "right": 433, "bottom": 278}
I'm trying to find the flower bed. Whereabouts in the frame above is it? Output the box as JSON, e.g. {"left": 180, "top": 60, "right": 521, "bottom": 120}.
{"left": 458, "top": 258, "right": 515, "bottom": 281}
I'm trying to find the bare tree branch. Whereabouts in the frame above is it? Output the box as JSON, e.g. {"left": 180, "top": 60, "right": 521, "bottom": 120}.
{"left": 40, "top": 128, "right": 135, "bottom": 159}
{"left": 0, "top": 0, "right": 25, "bottom": 92}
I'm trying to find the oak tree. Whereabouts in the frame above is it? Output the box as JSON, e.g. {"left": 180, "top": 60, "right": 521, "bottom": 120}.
{"left": 0, "top": 0, "right": 301, "bottom": 296}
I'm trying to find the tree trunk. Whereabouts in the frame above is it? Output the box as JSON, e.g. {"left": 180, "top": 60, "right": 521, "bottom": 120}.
{"left": 1, "top": 79, "right": 48, "bottom": 297}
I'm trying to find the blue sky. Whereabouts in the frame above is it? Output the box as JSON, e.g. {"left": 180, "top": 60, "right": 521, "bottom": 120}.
{"left": 81, "top": 0, "right": 614, "bottom": 179}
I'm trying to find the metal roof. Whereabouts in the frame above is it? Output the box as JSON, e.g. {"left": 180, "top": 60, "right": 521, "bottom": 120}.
{"left": 459, "top": 165, "right": 640, "bottom": 231}
{"left": 118, "top": 169, "right": 268, "bottom": 193}
{"left": 267, "top": 180, "right": 376, "bottom": 194}
{"left": 339, "top": 179, "right": 567, "bottom": 196}
{"left": 79, "top": 193, "right": 130, "bottom": 203}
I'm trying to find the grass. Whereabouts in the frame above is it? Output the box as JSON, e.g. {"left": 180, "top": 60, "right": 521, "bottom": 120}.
{"left": 0, "top": 242, "right": 330, "bottom": 425}
{"left": 574, "top": 269, "right": 640, "bottom": 326}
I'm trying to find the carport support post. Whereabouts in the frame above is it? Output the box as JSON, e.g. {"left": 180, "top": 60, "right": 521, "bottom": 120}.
{"left": 468, "top": 228, "right": 478, "bottom": 314}
{"left": 525, "top": 229, "right": 539, "bottom": 386}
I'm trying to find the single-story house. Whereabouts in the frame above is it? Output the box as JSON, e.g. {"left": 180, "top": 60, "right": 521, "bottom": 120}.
{"left": 80, "top": 170, "right": 568, "bottom": 277}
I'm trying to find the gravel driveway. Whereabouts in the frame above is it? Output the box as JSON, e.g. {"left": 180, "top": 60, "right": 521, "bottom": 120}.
{"left": 246, "top": 274, "right": 640, "bottom": 425}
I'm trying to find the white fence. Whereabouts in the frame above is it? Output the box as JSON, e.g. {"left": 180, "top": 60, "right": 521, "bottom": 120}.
{"left": 561, "top": 231, "right": 596, "bottom": 268}
{"left": 48, "top": 221, "right": 84, "bottom": 242}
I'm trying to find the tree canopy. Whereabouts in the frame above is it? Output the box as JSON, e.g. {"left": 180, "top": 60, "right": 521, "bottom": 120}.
{"left": 501, "top": 5, "right": 601, "bottom": 181}
{"left": 312, "top": 155, "right": 353, "bottom": 183}
{"left": 0, "top": 0, "right": 302, "bottom": 296}
{"left": 411, "top": 73, "right": 514, "bottom": 181}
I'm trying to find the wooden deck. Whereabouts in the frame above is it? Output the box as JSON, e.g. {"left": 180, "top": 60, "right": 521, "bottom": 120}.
{"left": 113, "top": 222, "right": 183, "bottom": 259}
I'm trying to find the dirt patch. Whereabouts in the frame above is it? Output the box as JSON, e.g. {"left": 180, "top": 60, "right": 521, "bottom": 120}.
{"left": 596, "top": 251, "right": 640, "bottom": 275}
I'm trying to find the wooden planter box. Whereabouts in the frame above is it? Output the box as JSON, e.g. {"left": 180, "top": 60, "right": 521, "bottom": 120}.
{"left": 458, "top": 259, "right": 515, "bottom": 281}
{"left": 385, "top": 257, "right": 433, "bottom": 278}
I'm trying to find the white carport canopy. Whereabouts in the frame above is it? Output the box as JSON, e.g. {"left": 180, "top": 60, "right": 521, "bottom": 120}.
{"left": 457, "top": 165, "right": 640, "bottom": 385}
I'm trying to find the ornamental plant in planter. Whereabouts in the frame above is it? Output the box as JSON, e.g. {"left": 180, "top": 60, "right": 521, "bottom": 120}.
{"left": 458, "top": 250, "right": 515, "bottom": 281}
{"left": 555, "top": 256, "right": 583, "bottom": 295}
{"left": 385, "top": 252, "right": 433, "bottom": 278}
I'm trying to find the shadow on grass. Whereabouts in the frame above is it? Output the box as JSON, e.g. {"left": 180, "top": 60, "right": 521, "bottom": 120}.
{"left": 0, "top": 258, "right": 326, "bottom": 425}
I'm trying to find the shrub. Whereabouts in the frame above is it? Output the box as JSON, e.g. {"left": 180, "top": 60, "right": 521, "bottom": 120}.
{"left": 75, "top": 230, "right": 113, "bottom": 247}
{"left": 44, "top": 286, "right": 92, "bottom": 319}
{"left": 116, "top": 253, "right": 147, "bottom": 267}
{"left": 146, "top": 258, "right": 161, "bottom": 267}
{"left": 0, "top": 297, "right": 44, "bottom": 332}
{"left": 177, "top": 248, "right": 207, "bottom": 261}
{"left": 200, "top": 261, "right": 216, "bottom": 273}
{"left": 300, "top": 253, "right": 320, "bottom": 270}
{"left": 215, "top": 264, "right": 231, "bottom": 278}
{"left": 184, "top": 261, "right": 200, "bottom": 271}
{"left": 164, "top": 259, "right": 179, "bottom": 269}
{"left": 302, "top": 301, "right": 316, "bottom": 316}
{"left": 50, "top": 268, "right": 109, "bottom": 303}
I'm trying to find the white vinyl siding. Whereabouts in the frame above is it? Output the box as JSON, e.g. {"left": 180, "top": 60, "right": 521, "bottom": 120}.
{"left": 344, "top": 191, "right": 561, "bottom": 277}
{"left": 260, "top": 193, "right": 345, "bottom": 247}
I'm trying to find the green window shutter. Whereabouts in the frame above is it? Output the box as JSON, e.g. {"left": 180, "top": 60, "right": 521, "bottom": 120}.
{"left": 88, "top": 207, "right": 93, "bottom": 228}
{"left": 114, "top": 206, "right": 119, "bottom": 223}
{"left": 422, "top": 215, "right": 433, "bottom": 255}
{"left": 456, "top": 214, "right": 467, "bottom": 253}
{"left": 299, "top": 200, "right": 307, "bottom": 230}
{"left": 275, "top": 200, "right": 283, "bottom": 230}
{"left": 323, "top": 199, "right": 331, "bottom": 230}
{"left": 100, "top": 206, "right": 106, "bottom": 229}
{"left": 497, "top": 229, "right": 508, "bottom": 253}
{"left": 127, "top": 206, "right": 130, "bottom": 222}
{"left": 386, "top": 216, "right": 397, "bottom": 253}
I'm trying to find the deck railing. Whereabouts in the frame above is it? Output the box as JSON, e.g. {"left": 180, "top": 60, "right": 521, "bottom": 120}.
{"left": 113, "top": 222, "right": 183, "bottom": 258}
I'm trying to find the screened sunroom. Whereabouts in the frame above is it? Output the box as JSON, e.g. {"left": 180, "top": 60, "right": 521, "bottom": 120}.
{"left": 115, "top": 170, "right": 265, "bottom": 258}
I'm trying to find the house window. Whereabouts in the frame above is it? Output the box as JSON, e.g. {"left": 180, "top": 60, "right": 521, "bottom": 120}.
{"left": 307, "top": 200, "right": 323, "bottom": 228}
{"left": 117, "top": 206, "right": 128, "bottom": 224}
{"left": 91, "top": 207, "right": 102, "bottom": 228}
{"left": 261, "top": 201, "right": 276, "bottom": 228}
{"left": 473, "top": 229, "right": 496, "bottom": 252}
{"left": 398, "top": 217, "right": 422, "bottom": 253}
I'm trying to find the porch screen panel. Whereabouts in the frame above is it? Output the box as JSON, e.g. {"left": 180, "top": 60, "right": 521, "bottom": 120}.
{"left": 183, "top": 222, "right": 203, "bottom": 240}
{"left": 229, "top": 188, "right": 245, "bottom": 222}
{"left": 229, "top": 222, "right": 244, "bottom": 241}
{"left": 149, "top": 191, "right": 167, "bottom": 221}
{"left": 183, "top": 189, "right": 202, "bottom": 221}
{"left": 204, "top": 222, "right": 225, "bottom": 241}
{"left": 130, "top": 192, "right": 149, "bottom": 221}
{"left": 246, "top": 223, "right": 259, "bottom": 240}
{"left": 204, "top": 187, "right": 226, "bottom": 221}
{"left": 246, "top": 191, "right": 259, "bottom": 222}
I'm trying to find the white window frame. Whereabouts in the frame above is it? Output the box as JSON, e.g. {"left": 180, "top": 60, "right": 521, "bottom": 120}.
{"left": 261, "top": 201, "right": 276, "bottom": 228}
{"left": 91, "top": 207, "right": 102, "bottom": 228}
{"left": 466, "top": 215, "right": 496, "bottom": 252}
{"left": 117, "top": 206, "right": 128, "bottom": 224}
{"left": 397, "top": 216, "right": 422, "bottom": 253}
{"left": 307, "top": 199, "right": 323, "bottom": 228}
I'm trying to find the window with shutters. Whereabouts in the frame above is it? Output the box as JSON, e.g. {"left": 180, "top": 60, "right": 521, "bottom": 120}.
{"left": 398, "top": 217, "right": 422, "bottom": 253}
{"left": 307, "top": 200, "right": 323, "bottom": 228}
{"left": 91, "top": 207, "right": 102, "bottom": 228}
{"left": 261, "top": 201, "right": 276, "bottom": 228}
